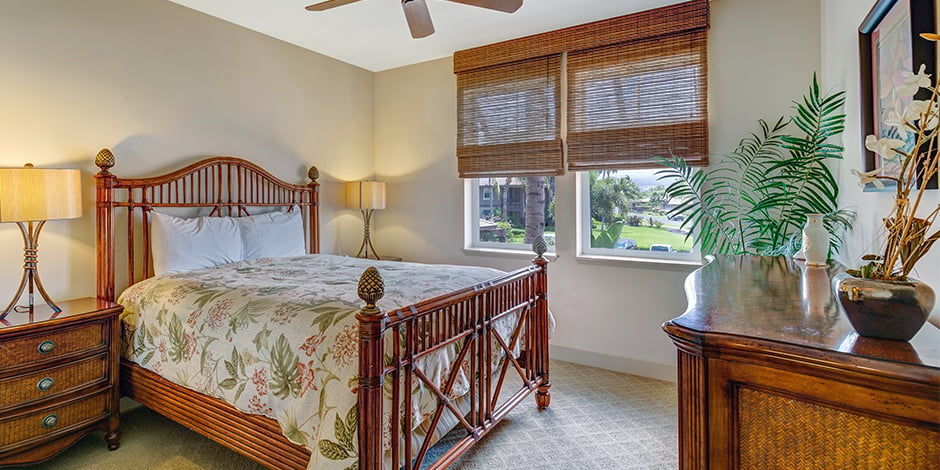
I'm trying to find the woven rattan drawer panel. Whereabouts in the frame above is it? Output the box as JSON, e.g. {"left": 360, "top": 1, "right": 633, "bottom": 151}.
{"left": 738, "top": 386, "right": 940, "bottom": 470}
{"left": 0, "top": 355, "right": 107, "bottom": 411}
{"left": 0, "top": 322, "right": 104, "bottom": 370}
{"left": 0, "top": 389, "right": 109, "bottom": 450}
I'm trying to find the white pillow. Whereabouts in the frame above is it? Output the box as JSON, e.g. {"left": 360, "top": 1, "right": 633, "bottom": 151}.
{"left": 236, "top": 209, "right": 306, "bottom": 260}
{"left": 150, "top": 212, "right": 243, "bottom": 275}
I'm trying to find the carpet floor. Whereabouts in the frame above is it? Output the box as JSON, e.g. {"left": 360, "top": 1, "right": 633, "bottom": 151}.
{"left": 14, "top": 360, "right": 678, "bottom": 470}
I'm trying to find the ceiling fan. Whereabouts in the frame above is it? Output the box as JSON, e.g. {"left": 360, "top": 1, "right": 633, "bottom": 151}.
{"left": 305, "top": 0, "right": 523, "bottom": 39}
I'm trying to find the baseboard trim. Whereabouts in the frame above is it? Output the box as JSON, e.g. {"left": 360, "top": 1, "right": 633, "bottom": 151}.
{"left": 550, "top": 345, "right": 677, "bottom": 382}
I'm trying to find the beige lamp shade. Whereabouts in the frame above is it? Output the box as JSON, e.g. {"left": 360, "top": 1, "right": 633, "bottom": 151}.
{"left": 345, "top": 181, "right": 387, "bottom": 210}
{"left": 0, "top": 166, "right": 83, "bottom": 222}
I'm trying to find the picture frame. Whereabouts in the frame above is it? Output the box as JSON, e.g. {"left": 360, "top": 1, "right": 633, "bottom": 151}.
{"left": 859, "top": 0, "right": 937, "bottom": 191}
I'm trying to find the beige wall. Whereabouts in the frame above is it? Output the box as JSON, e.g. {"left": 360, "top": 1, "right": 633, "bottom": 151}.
{"left": 823, "top": 0, "right": 940, "bottom": 325}
{"left": 0, "top": 0, "right": 374, "bottom": 304}
{"left": 375, "top": 0, "right": 822, "bottom": 379}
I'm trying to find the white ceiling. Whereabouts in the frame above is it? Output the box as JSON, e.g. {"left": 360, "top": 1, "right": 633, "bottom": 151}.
{"left": 168, "top": 0, "right": 687, "bottom": 72}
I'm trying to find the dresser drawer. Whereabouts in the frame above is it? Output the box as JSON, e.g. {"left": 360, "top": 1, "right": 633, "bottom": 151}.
{"left": 0, "top": 321, "right": 106, "bottom": 371}
{"left": 0, "top": 389, "right": 110, "bottom": 450}
{"left": 0, "top": 355, "right": 108, "bottom": 411}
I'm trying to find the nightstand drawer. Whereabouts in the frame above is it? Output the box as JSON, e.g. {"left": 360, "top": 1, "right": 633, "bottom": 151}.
{"left": 0, "top": 321, "right": 106, "bottom": 371}
{"left": 0, "top": 389, "right": 110, "bottom": 450}
{"left": 0, "top": 355, "right": 108, "bottom": 411}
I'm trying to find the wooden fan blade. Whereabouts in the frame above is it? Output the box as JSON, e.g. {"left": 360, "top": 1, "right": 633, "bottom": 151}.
{"left": 402, "top": 0, "right": 434, "bottom": 38}
{"left": 305, "top": 0, "right": 362, "bottom": 12}
{"left": 446, "top": 0, "right": 522, "bottom": 13}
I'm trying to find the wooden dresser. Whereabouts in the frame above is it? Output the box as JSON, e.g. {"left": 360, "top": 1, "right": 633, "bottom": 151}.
{"left": 663, "top": 256, "right": 939, "bottom": 470}
{"left": 0, "top": 298, "right": 122, "bottom": 467}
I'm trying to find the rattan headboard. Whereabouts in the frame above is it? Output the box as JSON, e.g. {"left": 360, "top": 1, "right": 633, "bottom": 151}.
{"left": 94, "top": 149, "right": 320, "bottom": 302}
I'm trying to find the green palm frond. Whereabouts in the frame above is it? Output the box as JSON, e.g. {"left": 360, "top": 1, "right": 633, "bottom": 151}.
{"left": 656, "top": 155, "right": 743, "bottom": 255}
{"left": 768, "top": 74, "right": 847, "bottom": 251}
{"left": 719, "top": 117, "right": 789, "bottom": 253}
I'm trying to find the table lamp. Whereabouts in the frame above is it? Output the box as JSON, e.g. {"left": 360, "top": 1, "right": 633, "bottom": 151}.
{"left": 346, "top": 181, "right": 386, "bottom": 260}
{"left": 0, "top": 164, "right": 82, "bottom": 318}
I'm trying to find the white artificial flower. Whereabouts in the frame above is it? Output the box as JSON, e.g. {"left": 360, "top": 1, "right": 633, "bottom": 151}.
{"left": 865, "top": 135, "right": 906, "bottom": 161}
{"left": 904, "top": 100, "right": 929, "bottom": 121}
{"left": 851, "top": 168, "right": 885, "bottom": 189}
{"left": 882, "top": 109, "right": 908, "bottom": 138}
{"left": 927, "top": 108, "right": 939, "bottom": 131}
{"left": 897, "top": 64, "right": 931, "bottom": 97}
{"left": 902, "top": 99, "right": 939, "bottom": 131}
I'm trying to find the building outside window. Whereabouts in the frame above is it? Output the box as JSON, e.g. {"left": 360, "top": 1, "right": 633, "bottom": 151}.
{"left": 469, "top": 177, "right": 555, "bottom": 250}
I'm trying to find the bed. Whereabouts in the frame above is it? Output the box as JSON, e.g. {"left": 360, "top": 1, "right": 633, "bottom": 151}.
{"left": 93, "top": 149, "right": 551, "bottom": 470}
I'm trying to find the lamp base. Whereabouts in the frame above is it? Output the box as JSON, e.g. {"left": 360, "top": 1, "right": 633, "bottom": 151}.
{"left": 1, "top": 221, "right": 61, "bottom": 320}
{"left": 354, "top": 209, "right": 382, "bottom": 260}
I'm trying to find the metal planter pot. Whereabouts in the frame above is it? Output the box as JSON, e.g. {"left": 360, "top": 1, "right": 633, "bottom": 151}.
{"left": 832, "top": 273, "right": 935, "bottom": 341}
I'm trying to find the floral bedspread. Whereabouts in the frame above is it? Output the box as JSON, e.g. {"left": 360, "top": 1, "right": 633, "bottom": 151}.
{"left": 118, "top": 254, "right": 507, "bottom": 470}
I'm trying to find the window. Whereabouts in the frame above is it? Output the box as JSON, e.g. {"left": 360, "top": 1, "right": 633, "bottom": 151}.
{"left": 567, "top": 9, "right": 707, "bottom": 263}
{"left": 578, "top": 170, "right": 699, "bottom": 262}
{"left": 455, "top": 1, "right": 708, "bottom": 260}
{"left": 468, "top": 177, "right": 555, "bottom": 251}
{"left": 456, "top": 56, "right": 562, "bottom": 252}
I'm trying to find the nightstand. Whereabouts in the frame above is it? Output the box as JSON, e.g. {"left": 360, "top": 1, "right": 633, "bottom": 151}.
{"left": 0, "top": 298, "right": 122, "bottom": 467}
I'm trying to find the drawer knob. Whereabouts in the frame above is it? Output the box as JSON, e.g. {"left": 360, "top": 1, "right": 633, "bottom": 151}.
{"left": 37, "top": 340, "right": 56, "bottom": 354}
{"left": 41, "top": 414, "right": 59, "bottom": 429}
{"left": 37, "top": 377, "right": 55, "bottom": 392}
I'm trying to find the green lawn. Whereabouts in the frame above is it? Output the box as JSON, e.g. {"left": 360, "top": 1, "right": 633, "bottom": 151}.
{"left": 593, "top": 225, "right": 693, "bottom": 251}
{"left": 503, "top": 224, "right": 690, "bottom": 252}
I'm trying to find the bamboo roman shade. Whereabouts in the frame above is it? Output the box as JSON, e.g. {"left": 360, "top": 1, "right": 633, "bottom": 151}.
{"left": 567, "top": 30, "right": 709, "bottom": 170}
{"left": 456, "top": 55, "right": 563, "bottom": 178}
{"left": 454, "top": 0, "right": 709, "bottom": 177}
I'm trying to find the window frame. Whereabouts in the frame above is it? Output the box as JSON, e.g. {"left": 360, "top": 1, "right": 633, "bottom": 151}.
{"left": 575, "top": 171, "right": 701, "bottom": 264}
{"left": 464, "top": 178, "right": 557, "bottom": 254}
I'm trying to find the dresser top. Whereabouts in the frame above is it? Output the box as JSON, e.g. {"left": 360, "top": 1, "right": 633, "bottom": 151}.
{"left": 0, "top": 298, "right": 121, "bottom": 332}
{"left": 665, "top": 255, "right": 940, "bottom": 371}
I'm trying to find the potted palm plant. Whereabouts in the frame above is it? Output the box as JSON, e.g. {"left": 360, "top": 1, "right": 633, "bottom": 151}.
{"left": 834, "top": 34, "right": 939, "bottom": 341}
{"left": 657, "top": 74, "right": 855, "bottom": 258}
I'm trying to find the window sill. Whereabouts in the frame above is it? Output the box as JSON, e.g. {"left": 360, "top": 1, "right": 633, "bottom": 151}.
{"left": 575, "top": 253, "right": 702, "bottom": 271}
{"left": 462, "top": 246, "right": 558, "bottom": 261}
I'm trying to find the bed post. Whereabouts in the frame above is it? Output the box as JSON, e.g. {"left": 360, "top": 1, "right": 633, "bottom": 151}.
{"left": 307, "top": 166, "right": 320, "bottom": 254}
{"left": 357, "top": 266, "right": 386, "bottom": 470}
{"left": 532, "top": 236, "right": 551, "bottom": 409}
{"left": 95, "top": 149, "right": 117, "bottom": 302}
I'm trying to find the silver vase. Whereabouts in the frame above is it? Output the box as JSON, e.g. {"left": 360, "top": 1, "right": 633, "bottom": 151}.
{"left": 832, "top": 273, "right": 935, "bottom": 341}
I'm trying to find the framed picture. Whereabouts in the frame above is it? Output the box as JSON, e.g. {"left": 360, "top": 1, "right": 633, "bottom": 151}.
{"left": 859, "top": 0, "right": 937, "bottom": 191}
